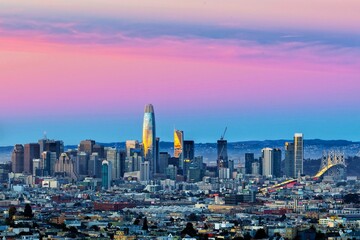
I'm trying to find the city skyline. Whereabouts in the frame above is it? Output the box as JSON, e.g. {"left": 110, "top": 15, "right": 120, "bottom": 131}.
{"left": 1, "top": 1, "right": 360, "bottom": 145}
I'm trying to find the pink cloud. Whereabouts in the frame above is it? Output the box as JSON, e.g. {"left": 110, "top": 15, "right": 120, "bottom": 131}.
{"left": 0, "top": 30, "right": 359, "bottom": 118}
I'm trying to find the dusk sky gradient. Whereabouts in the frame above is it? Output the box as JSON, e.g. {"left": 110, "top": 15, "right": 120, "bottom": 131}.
{"left": 0, "top": 1, "right": 359, "bottom": 145}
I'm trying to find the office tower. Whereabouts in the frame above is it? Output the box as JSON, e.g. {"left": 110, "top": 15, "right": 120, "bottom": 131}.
{"left": 89, "top": 153, "right": 99, "bottom": 177}
{"left": 252, "top": 162, "right": 260, "bottom": 175}
{"left": 155, "top": 137, "right": 160, "bottom": 173}
{"left": 294, "top": 133, "right": 304, "bottom": 177}
{"left": 159, "top": 152, "right": 170, "bottom": 174}
{"left": 79, "top": 140, "right": 95, "bottom": 154}
{"left": 166, "top": 165, "right": 177, "bottom": 180}
{"left": 284, "top": 142, "right": 295, "bottom": 177}
{"left": 106, "top": 148, "right": 120, "bottom": 180}
{"left": 24, "top": 143, "right": 40, "bottom": 174}
{"left": 41, "top": 151, "right": 56, "bottom": 176}
{"left": 142, "top": 104, "right": 156, "bottom": 177}
{"left": 55, "top": 153, "right": 78, "bottom": 180}
{"left": 174, "top": 129, "right": 184, "bottom": 170}
{"left": 187, "top": 167, "right": 202, "bottom": 182}
{"left": 12, "top": 144, "right": 24, "bottom": 173}
{"left": 126, "top": 140, "right": 140, "bottom": 158}
{"left": 184, "top": 140, "right": 195, "bottom": 175}
{"left": 193, "top": 156, "right": 204, "bottom": 169}
{"left": 140, "top": 161, "right": 150, "bottom": 181}
{"left": 168, "top": 157, "right": 179, "bottom": 168}
{"left": 41, "top": 151, "right": 50, "bottom": 176}
{"left": 184, "top": 140, "right": 195, "bottom": 160}
{"left": 101, "top": 160, "right": 112, "bottom": 189}
{"left": 77, "top": 152, "right": 89, "bottom": 175}
{"left": 217, "top": 139, "right": 228, "bottom": 168}
{"left": 39, "top": 139, "right": 63, "bottom": 159}
{"left": 228, "top": 159, "right": 234, "bottom": 178}
{"left": 119, "top": 150, "right": 126, "bottom": 178}
{"left": 272, "top": 148, "right": 282, "bottom": 178}
{"left": 32, "top": 159, "right": 42, "bottom": 176}
{"left": 262, "top": 148, "right": 273, "bottom": 177}
{"left": 127, "top": 152, "right": 143, "bottom": 172}
{"left": 93, "top": 144, "right": 105, "bottom": 159}
{"left": 245, "top": 153, "right": 255, "bottom": 175}
{"left": 219, "top": 167, "right": 231, "bottom": 179}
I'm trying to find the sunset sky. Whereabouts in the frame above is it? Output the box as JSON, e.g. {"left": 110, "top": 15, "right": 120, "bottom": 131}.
{"left": 0, "top": 1, "right": 359, "bottom": 145}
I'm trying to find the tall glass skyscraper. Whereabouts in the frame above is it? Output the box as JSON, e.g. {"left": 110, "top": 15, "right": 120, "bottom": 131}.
{"left": 294, "top": 133, "right": 304, "bottom": 177}
{"left": 142, "top": 104, "right": 156, "bottom": 177}
{"left": 284, "top": 142, "right": 295, "bottom": 177}
{"left": 174, "top": 129, "right": 184, "bottom": 169}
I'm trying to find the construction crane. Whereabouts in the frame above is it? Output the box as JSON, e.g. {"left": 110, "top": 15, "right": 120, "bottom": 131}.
{"left": 220, "top": 127, "right": 227, "bottom": 140}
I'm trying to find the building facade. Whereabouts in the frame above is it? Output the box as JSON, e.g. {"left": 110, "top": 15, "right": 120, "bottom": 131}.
{"left": 294, "top": 133, "right": 304, "bottom": 177}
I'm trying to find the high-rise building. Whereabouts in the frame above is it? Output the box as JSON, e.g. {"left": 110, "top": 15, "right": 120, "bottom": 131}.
{"left": 174, "top": 130, "right": 184, "bottom": 170}
{"left": 217, "top": 139, "right": 228, "bottom": 169}
{"left": 284, "top": 142, "right": 295, "bottom": 177}
{"left": 126, "top": 140, "right": 140, "bottom": 158}
{"left": 159, "top": 152, "right": 170, "bottom": 174}
{"left": 262, "top": 148, "right": 273, "bottom": 177}
{"left": 79, "top": 140, "right": 95, "bottom": 155}
{"left": 32, "top": 159, "right": 42, "bottom": 176}
{"left": 184, "top": 140, "right": 195, "bottom": 161}
{"left": 93, "top": 144, "right": 105, "bottom": 159}
{"left": 39, "top": 139, "right": 63, "bottom": 159}
{"left": 12, "top": 144, "right": 24, "bottom": 173}
{"left": 106, "top": 148, "right": 121, "bottom": 180}
{"left": 77, "top": 152, "right": 89, "bottom": 176}
{"left": 294, "top": 133, "right": 304, "bottom": 177}
{"left": 140, "top": 161, "right": 150, "bottom": 181}
{"left": 272, "top": 148, "right": 282, "bottom": 178}
{"left": 101, "top": 160, "right": 112, "bottom": 189}
{"left": 156, "top": 137, "right": 160, "bottom": 173}
{"left": 245, "top": 153, "right": 255, "bottom": 175}
{"left": 55, "top": 153, "right": 78, "bottom": 180}
{"left": 24, "top": 143, "right": 40, "bottom": 174}
{"left": 252, "top": 162, "right": 260, "bottom": 175}
{"left": 89, "top": 153, "right": 99, "bottom": 177}
{"left": 142, "top": 104, "right": 156, "bottom": 177}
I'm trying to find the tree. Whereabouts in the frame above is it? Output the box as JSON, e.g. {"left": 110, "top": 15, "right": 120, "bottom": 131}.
{"left": 253, "top": 229, "right": 268, "bottom": 239}
{"left": 133, "top": 218, "right": 140, "bottom": 225}
{"left": 181, "top": 222, "right": 197, "bottom": 238}
{"left": 243, "top": 232, "right": 252, "bottom": 240}
{"left": 24, "top": 204, "right": 33, "bottom": 218}
{"left": 6, "top": 206, "right": 17, "bottom": 225}
{"left": 9, "top": 206, "right": 17, "bottom": 219}
{"left": 142, "top": 217, "right": 148, "bottom": 231}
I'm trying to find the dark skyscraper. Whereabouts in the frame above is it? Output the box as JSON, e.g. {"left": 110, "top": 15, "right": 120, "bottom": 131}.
{"left": 39, "top": 139, "right": 64, "bottom": 159}
{"left": 93, "top": 144, "right": 105, "bottom": 159}
{"left": 272, "top": 148, "right": 282, "bottom": 178}
{"left": 79, "top": 140, "right": 96, "bottom": 155}
{"left": 24, "top": 143, "right": 40, "bottom": 174}
{"left": 217, "top": 139, "right": 228, "bottom": 168}
{"left": 184, "top": 140, "right": 195, "bottom": 161}
{"left": 142, "top": 104, "right": 156, "bottom": 177}
{"left": 284, "top": 142, "right": 295, "bottom": 178}
{"left": 159, "top": 152, "right": 170, "bottom": 174}
{"left": 155, "top": 137, "right": 160, "bottom": 173}
{"left": 245, "top": 153, "right": 255, "bottom": 174}
{"left": 12, "top": 144, "right": 24, "bottom": 173}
